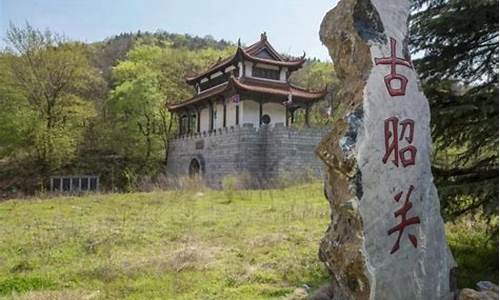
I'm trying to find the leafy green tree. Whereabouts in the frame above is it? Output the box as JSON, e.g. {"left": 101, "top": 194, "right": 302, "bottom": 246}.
{"left": 410, "top": 0, "right": 498, "bottom": 222}
{"left": 0, "top": 54, "right": 34, "bottom": 158}
{"left": 108, "top": 46, "right": 166, "bottom": 167}
{"left": 289, "top": 59, "right": 339, "bottom": 127}
{"left": 107, "top": 42, "right": 235, "bottom": 174}
{"left": 2, "top": 23, "right": 104, "bottom": 185}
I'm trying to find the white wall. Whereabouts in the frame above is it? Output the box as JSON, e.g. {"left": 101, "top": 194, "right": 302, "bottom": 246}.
{"left": 280, "top": 67, "right": 288, "bottom": 81}
{"left": 196, "top": 98, "right": 285, "bottom": 132}
{"left": 238, "top": 62, "right": 243, "bottom": 78}
{"left": 263, "top": 102, "right": 286, "bottom": 126}
{"left": 197, "top": 100, "right": 243, "bottom": 132}
{"left": 200, "top": 107, "right": 210, "bottom": 132}
{"left": 241, "top": 99, "right": 260, "bottom": 126}
{"left": 226, "top": 100, "right": 238, "bottom": 127}
{"left": 214, "top": 102, "right": 224, "bottom": 129}
{"left": 244, "top": 61, "right": 253, "bottom": 77}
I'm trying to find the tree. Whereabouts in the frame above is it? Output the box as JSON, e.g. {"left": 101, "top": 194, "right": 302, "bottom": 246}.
{"left": 0, "top": 53, "right": 33, "bottom": 158}
{"left": 2, "top": 23, "right": 104, "bottom": 184}
{"left": 289, "top": 59, "right": 339, "bottom": 127}
{"left": 107, "top": 42, "right": 235, "bottom": 173}
{"left": 410, "top": 1, "right": 498, "bottom": 222}
{"left": 108, "top": 45, "right": 167, "bottom": 168}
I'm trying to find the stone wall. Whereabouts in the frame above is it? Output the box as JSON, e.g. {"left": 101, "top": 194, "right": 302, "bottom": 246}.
{"left": 166, "top": 123, "right": 328, "bottom": 188}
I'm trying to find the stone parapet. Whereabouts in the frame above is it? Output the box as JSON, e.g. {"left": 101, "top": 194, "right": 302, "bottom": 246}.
{"left": 166, "top": 123, "right": 328, "bottom": 188}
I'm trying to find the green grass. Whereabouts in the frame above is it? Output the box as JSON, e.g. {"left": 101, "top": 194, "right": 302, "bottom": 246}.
{"left": 0, "top": 183, "right": 330, "bottom": 299}
{"left": 447, "top": 220, "right": 498, "bottom": 289}
{"left": 0, "top": 182, "right": 496, "bottom": 299}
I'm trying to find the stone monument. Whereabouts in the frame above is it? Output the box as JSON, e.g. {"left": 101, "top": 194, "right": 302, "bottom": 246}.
{"left": 315, "top": 0, "right": 457, "bottom": 299}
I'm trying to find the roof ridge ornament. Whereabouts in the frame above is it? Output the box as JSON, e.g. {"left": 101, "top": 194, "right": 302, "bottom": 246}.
{"left": 260, "top": 32, "right": 267, "bottom": 41}
{"left": 237, "top": 38, "right": 241, "bottom": 47}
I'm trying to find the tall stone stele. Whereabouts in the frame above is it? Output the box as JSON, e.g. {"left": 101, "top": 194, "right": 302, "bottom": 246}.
{"left": 316, "top": 0, "right": 457, "bottom": 299}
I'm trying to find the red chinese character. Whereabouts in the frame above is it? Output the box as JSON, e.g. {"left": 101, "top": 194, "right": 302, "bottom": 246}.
{"left": 382, "top": 117, "right": 417, "bottom": 167}
{"left": 374, "top": 37, "right": 413, "bottom": 96}
{"left": 387, "top": 185, "right": 421, "bottom": 254}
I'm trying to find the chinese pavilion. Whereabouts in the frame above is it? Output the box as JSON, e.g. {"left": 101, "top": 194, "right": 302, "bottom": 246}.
{"left": 168, "top": 32, "right": 326, "bottom": 133}
{"left": 166, "top": 33, "right": 328, "bottom": 188}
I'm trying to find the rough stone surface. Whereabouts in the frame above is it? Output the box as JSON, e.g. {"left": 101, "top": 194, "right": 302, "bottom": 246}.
{"left": 459, "top": 288, "right": 499, "bottom": 300}
{"left": 166, "top": 123, "right": 327, "bottom": 188}
{"left": 477, "top": 281, "right": 499, "bottom": 293}
{"left": 316, "top": 0, "right": 457, "bottom": 299}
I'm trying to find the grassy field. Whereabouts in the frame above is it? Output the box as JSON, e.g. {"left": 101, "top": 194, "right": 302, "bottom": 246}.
{"left": 0, "top": 182, "right": 496, "bottom": 299}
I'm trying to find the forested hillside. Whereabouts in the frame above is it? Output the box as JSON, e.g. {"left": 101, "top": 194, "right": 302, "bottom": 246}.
{"left": 0, "top": 25, "right": 337, "bottom": 195}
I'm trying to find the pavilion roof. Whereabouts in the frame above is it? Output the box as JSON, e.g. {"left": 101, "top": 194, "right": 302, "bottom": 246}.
{"left": 167, "top": 76, "right": 326, "bottom": 111}
{"left": 184, "top": 33, "right": 306, "bottom": 84}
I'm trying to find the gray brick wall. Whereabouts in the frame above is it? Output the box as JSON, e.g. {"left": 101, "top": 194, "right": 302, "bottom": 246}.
{"left": 166, "top": 123, "right": 328, "bottom": 188}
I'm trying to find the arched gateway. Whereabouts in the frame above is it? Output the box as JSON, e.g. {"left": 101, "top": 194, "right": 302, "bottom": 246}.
{"left": 188, "top": 158, "right": 201, "bottom": 177}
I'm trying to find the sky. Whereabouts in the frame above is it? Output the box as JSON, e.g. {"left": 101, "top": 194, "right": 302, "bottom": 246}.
{"left": 0, "top": 0, "right": 338, "bottom": 61}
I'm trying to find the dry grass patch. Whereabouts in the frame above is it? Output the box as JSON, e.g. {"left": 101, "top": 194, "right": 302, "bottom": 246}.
{"left": 167, "top": 243, "right": 221, "bottom": 272}
{"left": 112, "top": 235, "right": 224, "bottom": 275}
{"left": 8, "top": 289, "right": 100, "bottom": 300}
{"left": 248, "top": 233, "right": 288, "bottom": 248}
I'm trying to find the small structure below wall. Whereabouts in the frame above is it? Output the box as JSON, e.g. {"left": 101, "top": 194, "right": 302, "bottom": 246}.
{"left": 49, "top": 176, "right": 99, "bottom": 193}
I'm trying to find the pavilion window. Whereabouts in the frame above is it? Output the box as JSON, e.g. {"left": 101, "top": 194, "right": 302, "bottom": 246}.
{"left": 252, "top": 67, "right": 280, "bottom": 80}
{"left": 199, "top": 74, "right": 228, "bottom": 91}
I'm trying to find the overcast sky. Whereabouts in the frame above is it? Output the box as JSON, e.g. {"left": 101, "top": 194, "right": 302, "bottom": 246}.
{"left": 0, "top": 0, "right": 338, "bottom": 61}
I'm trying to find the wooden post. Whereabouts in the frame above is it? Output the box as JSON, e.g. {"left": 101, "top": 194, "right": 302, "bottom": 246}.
{"left": 177, "top": 113, "right": 181, "bottom": 136}
{"left": 208, "top": 102, "right": 214, "bottom": 131}
{"left": 305, "top": 105, "right": 311, "bottom": 128}
{"left": 236, "top": 105, "right": 239, "bottom": 125}
{"left": 285, "top": 106, "right": 289, "bottom": 127}
{"left": 223, "top": 100, "right": 227, "bottom": 127}
{"left": 179, "top": 113, "right": 185, "bottom": 136}
{"left": 197, "top": 109, "right": 201, "bottom": 133}
{"left": 259, "top": 100, "right": 263, "bottom": 127}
